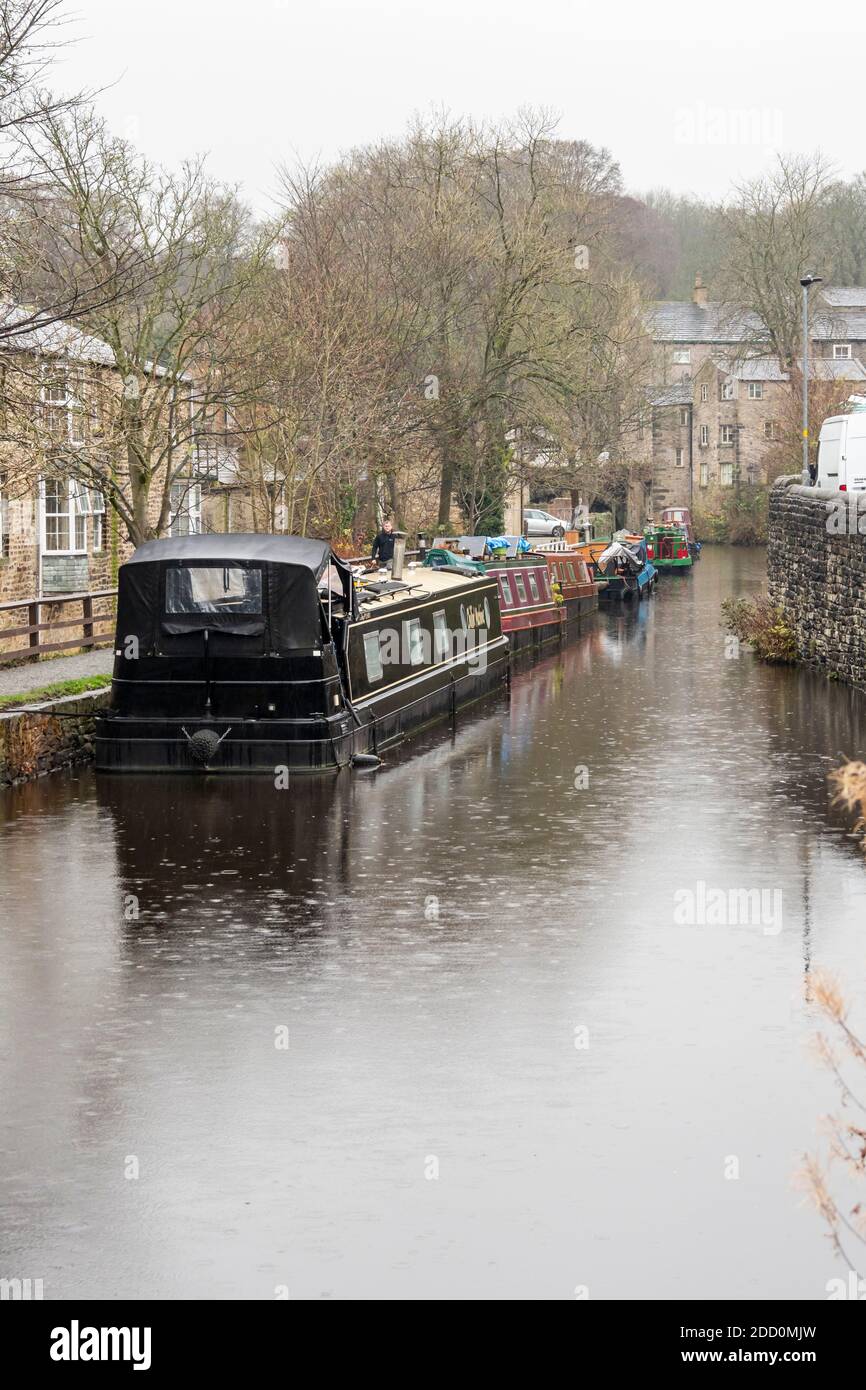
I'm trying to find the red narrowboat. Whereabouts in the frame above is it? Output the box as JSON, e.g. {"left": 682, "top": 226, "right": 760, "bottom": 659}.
{"left": 531, "top": 543, "right": 599, "bottom": 622}
{"left": 425, "top": 540, "right": 566, "bottom": 653}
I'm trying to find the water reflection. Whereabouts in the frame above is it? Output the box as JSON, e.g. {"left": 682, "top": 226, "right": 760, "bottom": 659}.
{"left": 2, "top": 547, "right": 866, "bottom": 1300}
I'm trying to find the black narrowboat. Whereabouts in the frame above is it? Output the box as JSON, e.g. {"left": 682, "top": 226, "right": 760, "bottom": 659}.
{"left": 95, "top": 533, "right": 509, "bottom": 773}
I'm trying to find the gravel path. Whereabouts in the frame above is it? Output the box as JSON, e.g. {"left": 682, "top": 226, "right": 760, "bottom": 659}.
{"left": 0, "top": 648, "right": 114, "bottom": 698}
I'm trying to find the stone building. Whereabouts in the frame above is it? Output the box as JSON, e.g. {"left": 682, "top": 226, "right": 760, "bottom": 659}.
{"left": 0, "top": 309, "right": 242, "bottom": 606}
{"left": 637, "top": 278, "right": 866, "bottom": 526}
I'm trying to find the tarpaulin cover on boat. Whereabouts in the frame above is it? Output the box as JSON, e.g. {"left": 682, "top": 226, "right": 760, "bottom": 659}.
{"left": 115, "top": 533, "right": 353, "bottom": 651}
{"left": 597, "top": 541, "right": 644, "bottom": 576}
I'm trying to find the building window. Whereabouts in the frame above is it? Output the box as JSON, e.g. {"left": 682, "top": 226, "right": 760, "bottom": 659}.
{"left": 720, "top": 462, "right": 734, "bottom": 486}
{"left": 699, "top": 424, "right": 709, "bottom": 447}
{"left": 169, "top": 481, "right": 202, "bottom": 537}
{"left": 748, "top": 381, "right": 763, "bottom": 399}
{"left": 672, "top": 349, "right": 691, "bottom": 365}
{"left": 833, "top": 343, "right": 852, "bottom": 359}
{"left": 699, "top": 461, "right": 708, "bottom": 487}
{"left": 363, "top": 631, "right": 383, "bottom": 682}
{"left": 700, "top": 384, "right": 709, "bottom": 402}
{"left": 680, "top": 407, "right": 689, "bottom": 426}
{"left": 0, "top": 470, "right": 7, "bottom": 559}
{"left": 675, "top": 447, "right": 685, "bottom": 468}
{"left": 41, "top": 366, "right": 86, "bottom": 444}
{"left": 91, "top": 490, "right": 105, "bottom": 553}
{"left": 721, "top": 379, "right": 735, "bottom": 400}
{"left": 764, "top": 420, "right": 779, "bottom": 441}
{"left": 42, "top": 478, "right": 85, "bottom": 554}
{"left": 720, "top": 425, "right": 736, "bottom": 445}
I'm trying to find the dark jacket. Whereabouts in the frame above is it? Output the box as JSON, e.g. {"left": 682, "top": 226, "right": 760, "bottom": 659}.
{"left": 371, "top": 529, "right": 395, "bottom": 564}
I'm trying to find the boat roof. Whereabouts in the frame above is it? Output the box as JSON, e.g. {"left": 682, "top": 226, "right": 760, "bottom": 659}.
{"left": 356, "top": 564, "right": 491, "bottom": 614}
{"left": 124, "top": 533, "right": 335, "bottom": 575}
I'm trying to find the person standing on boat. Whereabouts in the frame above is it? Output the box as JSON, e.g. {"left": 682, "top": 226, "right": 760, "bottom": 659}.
{"left": 371, "top": 518, "right": 396, "bottom": 567}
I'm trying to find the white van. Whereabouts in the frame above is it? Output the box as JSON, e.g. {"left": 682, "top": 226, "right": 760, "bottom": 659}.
{"left": 815, "top": 411, "right": 866, "bottom": 490}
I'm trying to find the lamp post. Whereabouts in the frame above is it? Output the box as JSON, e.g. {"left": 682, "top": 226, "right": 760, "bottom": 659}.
{"left": 800, "top": 273, "right": 823, "bottom": 482}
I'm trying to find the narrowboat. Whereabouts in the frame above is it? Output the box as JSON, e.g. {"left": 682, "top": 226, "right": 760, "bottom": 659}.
{"left": 660, "top": 506, "right": 701, "bottom": 559}
{"left": 529, "top": 542, "right": 599, "bottom": 622}
{"left": 593, "top": 534, "right": 657, "bottom": 601}
{"left": 644, "top": 523, "right": 693, "bottom": 572}
{"left": 425, "top": 538, "right": 566, "bottom": 653}
{"left": 94, "top": 533, "right": 509, "bottom": 773}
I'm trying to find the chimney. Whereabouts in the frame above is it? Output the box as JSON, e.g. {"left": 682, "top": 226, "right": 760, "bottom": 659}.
{"left": 391, "top": 530, "right": 407, "bottom": 581}
{"left": 693, "top": 274, "right": 708, "bottom": 309}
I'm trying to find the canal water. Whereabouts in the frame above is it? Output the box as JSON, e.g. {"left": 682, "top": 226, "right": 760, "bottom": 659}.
{"left": 2, "top": 546, "right": 866, "bottom": 1300}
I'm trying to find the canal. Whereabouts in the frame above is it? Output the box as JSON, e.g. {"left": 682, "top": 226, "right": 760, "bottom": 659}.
{"left": 2, "top": 545, "right": 865, "bottom": 1300}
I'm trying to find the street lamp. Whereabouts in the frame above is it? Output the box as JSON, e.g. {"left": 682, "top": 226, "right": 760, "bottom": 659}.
{"left": 800, "top": 273, "right": 823, "bottom": 482}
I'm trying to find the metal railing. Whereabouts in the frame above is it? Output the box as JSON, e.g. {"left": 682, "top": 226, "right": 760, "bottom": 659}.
{"left": 0, "top": 589, "right": 117, "bottom": 666}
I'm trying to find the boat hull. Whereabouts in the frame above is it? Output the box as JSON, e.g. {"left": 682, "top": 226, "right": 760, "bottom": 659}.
{"left": 95, "top": 639, "right": 511, "bottom": 773}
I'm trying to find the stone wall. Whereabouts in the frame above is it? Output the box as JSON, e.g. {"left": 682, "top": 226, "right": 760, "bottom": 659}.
{"left": 0, "top": 687, "right": 110, "bottom": 787}
{"left": 768, "top": 475, "right": 866, "bottom": 688}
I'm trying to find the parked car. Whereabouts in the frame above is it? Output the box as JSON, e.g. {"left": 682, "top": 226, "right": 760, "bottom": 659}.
{"left": 815, "top": 410, "right": 866, "bottom": 491}
{"left": 523, "top": 508, "right": 565, "bottom": 538}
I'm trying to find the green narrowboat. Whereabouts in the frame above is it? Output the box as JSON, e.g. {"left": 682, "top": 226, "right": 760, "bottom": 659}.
{"left": 644, "top": 524, "right": 693, "bottom": 572}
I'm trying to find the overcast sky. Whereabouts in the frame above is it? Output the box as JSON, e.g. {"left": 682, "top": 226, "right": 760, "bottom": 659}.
{"left": 56, "top": 0, "right": 866, "bottom": 212}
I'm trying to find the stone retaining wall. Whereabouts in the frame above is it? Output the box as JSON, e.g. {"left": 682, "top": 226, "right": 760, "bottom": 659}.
{"left": 0, "top": 688, "right": 111, "bottom": 787}
{"left": 768, "top": 475, "right": 866, "bottom": 688}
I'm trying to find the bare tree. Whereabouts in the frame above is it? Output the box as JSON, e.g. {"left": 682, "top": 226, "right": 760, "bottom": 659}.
{"left": 4, "top": 107, "right": 277, "bottom": 545}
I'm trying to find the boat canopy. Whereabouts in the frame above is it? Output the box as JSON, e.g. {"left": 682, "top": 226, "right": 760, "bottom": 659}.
{"left": 596, "top": 540, "right": 645, "bottom": 576}
{"left": 116, "top": 533, "right": 355, "bottom": 651}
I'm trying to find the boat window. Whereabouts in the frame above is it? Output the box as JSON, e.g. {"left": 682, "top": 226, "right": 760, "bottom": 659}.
{"left": 165, "top": 565, "right": 262, "bottom": 615}
{"left": 528, "top": 572, "right": 540, "bottom": 602}
{"left": 404, "top": 616, "right": 425, "bottom": 666}
{"left": 363, "top": 630, "right": 384, "bottom": 682}
{"left": 566, "top": 563, "right": 576, "bottom": 582}
{"left": 514, "top": 574, "right": 527, "bottom": 603}
{"left": 499, "top": 575, "right": 514, "bottom": 606}
{"left": 432, "top": 609, "right": 450, "bottom": 662}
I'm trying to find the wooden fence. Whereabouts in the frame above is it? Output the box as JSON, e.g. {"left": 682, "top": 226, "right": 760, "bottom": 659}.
{"left": 0, "top": 589, "right": 117, "bottom": 666}
{"left": 0, "top": 548, "right": 429, "bottom": 667}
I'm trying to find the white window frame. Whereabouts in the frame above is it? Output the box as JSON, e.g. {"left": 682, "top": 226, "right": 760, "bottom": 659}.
{"left": 363, "top": 630, "right": 383, "bottom": 683}
{"left": 40, "top": 477, "right": 89, "bottom": 555}
{"left": 432, "top": 609, "right": 450, "bottom": 663}
{"left": 700, "top": 384, "right": 709, "bottom": 402}
{"left": 91, "top": 489, "right": 105, "bottom": 553}
{"left": 747, "top": 381, "right": 763, "bottom": 399}
{"left": 169, "top": 480, "right": 202, "bottom": 537}
{"left": 699, "top": 461, "right": 709, "bottom": 487}
{"left": 699, "top": 424, "right": 709, "bottom": 447}
{"left": 404, "top": 616, "right": 425, "bottom": 667}
{"left": 680, "top": 407, "right": 689, "bottom": 426}
{"left": 833, "top": 343, "right": 852, "bottom": 360}
{"left": 675, "top": 447, "right": 685, "bottom": 468}
{"left": 672, "top": 349, "right": 691, "bottom": 365}
{"left": 720, "top": 462, "right": 734, "bottom": 487}
{"left": 720, "top": 425, "right": 736, "bottom": 445}
{"left": 0, "top": 470, "right": 7, "bottom": 559}
{"left": 41, "top": 364, "right": 86, "bottom": 446}
{"left": 721, "top": 379, "right": 735, "bottom": 400}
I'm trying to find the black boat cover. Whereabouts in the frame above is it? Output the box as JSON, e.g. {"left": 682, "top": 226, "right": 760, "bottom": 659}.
{"left": 116, "top": 533, "right": 353, "bottom": 651}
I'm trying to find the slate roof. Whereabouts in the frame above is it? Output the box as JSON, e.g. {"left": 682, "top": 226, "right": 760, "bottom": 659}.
{"left": 712, "top": 354, "right": 866, "bottom": 382}
{"left": 0, "top": 303, "right": 115, "bottom": 365}
{"left": 648, "top": 381, "right": 693, "bottom": 406}
{"left": 820, "top": 287, "right": 866, "bottom": 309}
{"left": 648, "top": 301, "right": 763, "bottom": 343}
